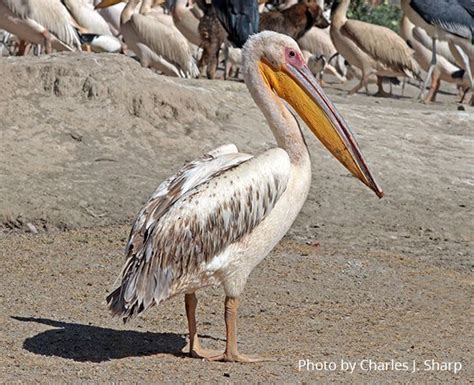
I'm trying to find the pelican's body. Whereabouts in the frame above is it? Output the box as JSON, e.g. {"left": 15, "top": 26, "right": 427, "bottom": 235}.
{"left": 64, "top": 0, "right": 113, "bottom": 36}
{"left": 94, "top": 0, "right": 125, "bottom": 35}
{"left": 168, "top": 0, "right": 202, "bottom": 47}
{"left": 107, "top": 31, "right": 382, "bottom": 362}
{"left": 97, "top": 0, "right": 198, "bottom": 78}
{"left": 299, "top": 27, "right": 346, "bottom": 82}
{"left": 0, "top": 0, "right": 81, "bottom": 53}
{"left": 330, "top": 0, "right": 419, "bottom": 96}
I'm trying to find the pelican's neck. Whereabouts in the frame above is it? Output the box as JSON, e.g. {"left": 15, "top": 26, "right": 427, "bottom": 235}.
{"left": 245, "top": 62, "right": 310, "bottom": 166}
{"left": 121, "top": 0, "right": 139, "bottom": 23}
{"left": 331, "top": 0, "right": 349, "bottom": 28}
{"left": 400, "top": 14, "right": 413, "bottom": 41}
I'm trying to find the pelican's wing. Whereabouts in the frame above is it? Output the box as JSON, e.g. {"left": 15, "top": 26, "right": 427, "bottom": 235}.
{"left": 27, "top": 0, "right": 81, "bottom": 49}
{"left": 4, "top": 0, "right": 30, "bottom": 18}
{"left": 107, "top": 146, "right": 291, "bottom": 320}
{"left": 342, "top": 20, "right": 420, "bottom": 78}
{"left": 131, "top": 13, "right": 198, "bottom": 77}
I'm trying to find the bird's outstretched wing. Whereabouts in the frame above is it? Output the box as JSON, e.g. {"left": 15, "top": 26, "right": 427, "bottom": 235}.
{"left": 107, "top": 145, "right": 291, "bottom": 321}
{"left": 342, "top": 20, "right": 420, "bottom": 78}
{"left": 212, "top": 0, "right": 259, "bottom": 48}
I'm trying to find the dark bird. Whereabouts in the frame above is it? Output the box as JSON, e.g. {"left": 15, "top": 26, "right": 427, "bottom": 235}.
{"left": 212, "top": 0, "right": 259, "bottom": 48}
{"left": 401, "top": 0, "right": 473, "bottom": 99}
{"left": 196, "top": 0, "right": 227, "bottom": 79}
{"left": 259, "top": 1, "right": 329, "bottom": 40}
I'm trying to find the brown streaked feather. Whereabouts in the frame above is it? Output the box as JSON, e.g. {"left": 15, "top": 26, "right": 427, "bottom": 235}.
{"left": 107, "top": 146, "right": 291, "bottom": 321}
{"left": 342, "top": 19, "right": 420, "bottom": 78}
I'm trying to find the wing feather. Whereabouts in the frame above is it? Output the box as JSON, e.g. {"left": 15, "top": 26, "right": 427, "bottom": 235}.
{"left": 342, "top": 20, "right": 420, "bottom": 78}
{"left": 27, "top": 0, "right": 81, "bottom": 48}
{"left": 107, "top": 147, "right": 291, "bottom": 320}
{"left": 131, "top": 13, "right": 198, "bottom": 77}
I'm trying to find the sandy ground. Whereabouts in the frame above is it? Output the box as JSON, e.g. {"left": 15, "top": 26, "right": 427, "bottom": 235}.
{"left": 0, "top": 53, "right": 472, "bottom": 383}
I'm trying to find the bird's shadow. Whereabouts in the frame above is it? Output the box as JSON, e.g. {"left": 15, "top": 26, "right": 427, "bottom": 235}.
{"left": 11, "top": 316, "right": 187, "bottom": 363}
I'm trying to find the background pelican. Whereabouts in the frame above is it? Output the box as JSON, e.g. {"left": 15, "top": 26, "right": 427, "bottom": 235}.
{"left": 330, "top": 0, "right": 420, "bottom": 96}
{"left": 168, "top": 0, "right": 202, "bottom": 47}
{"left": 96, "top": 0, "right": 198, "bottom": 78}
{"left": 106, "top": 31, "right": 382, "bottom": 363}
{"left": 0, "top": 0, "right": 81, "bottom": 53}
{"left": 64, "top": 0, "right": 114, "bottom": 36}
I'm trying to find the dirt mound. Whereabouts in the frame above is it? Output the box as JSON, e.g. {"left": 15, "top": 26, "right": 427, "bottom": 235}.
{"left": 0, "top": 53, "right": 472, "bottom": 264}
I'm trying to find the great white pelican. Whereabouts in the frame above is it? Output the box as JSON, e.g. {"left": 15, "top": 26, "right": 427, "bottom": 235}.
{"left": 330, "top": 0, "right": 420, "bottom": 96}
{"left": 107, "top": 31, "right": 383, "bottom": 363}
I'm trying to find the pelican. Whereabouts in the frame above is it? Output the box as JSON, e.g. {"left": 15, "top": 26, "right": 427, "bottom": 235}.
{"left": 96, "top": 0, "right": 198, "bottom": 78}
{"left": 64, "top": 0, "right": 113, "bottom": 36}
{"left": 93, "top": 0, "right": 126, "bottom": 35}
{"left": 106, "top": 31, "right": 383, "bottom": 362}
{"left": 299, "top": 27, "right": 347, "bottom": 83}
{"left": 168, "top": 0, "right": 202, "bottom": 47}
{"left": 0, "top": 0, "right": 81, "bottom": 53}
{"left": 400, "top": 15, "right": 470, "bottom": 102}
{"left": 330, "top": 0, "right": 420, "bottom": 96}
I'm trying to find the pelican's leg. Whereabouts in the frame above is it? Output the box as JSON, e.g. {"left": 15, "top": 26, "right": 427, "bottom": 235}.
{"left": 208, "top": 296, "right": 273, "bottom": 363}
{"left": 348, "top": 78, "right": 364, "bottom": 95}
{"left": 453, "top": 44, "right": 472, "bottom": 103}
{"left": 41, "top": 30, "right": 52, "bottom": 54}
{"left": 184, "top": 293, "right": 220, "bottom": 359}
{"left": 419, "top": 38, "right": 437, "bottom": 99}
{"left": 424, "top": 72, "right": 440, "bottom": 103}
{"left": 374, "top": 76, "right": 390, "bottom": 97}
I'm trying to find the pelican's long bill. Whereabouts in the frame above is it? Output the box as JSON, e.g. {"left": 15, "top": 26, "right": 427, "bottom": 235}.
{"left": 258, "top": 50, "right": 384, "bottom": 198}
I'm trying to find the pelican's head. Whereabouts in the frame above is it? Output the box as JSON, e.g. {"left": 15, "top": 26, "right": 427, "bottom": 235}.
{"left": 243, "top": 32, "right": 383, "bottom": 198}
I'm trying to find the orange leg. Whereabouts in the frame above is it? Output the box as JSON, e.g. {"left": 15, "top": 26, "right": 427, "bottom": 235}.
{"left": 424, "top": 73, "right": 440, "bottom": 103}
{"left": 208, "top": 296, "right": 274, "bottom": 363}
{"left": 184, "top": 293, "right": 220, "bottom": 359}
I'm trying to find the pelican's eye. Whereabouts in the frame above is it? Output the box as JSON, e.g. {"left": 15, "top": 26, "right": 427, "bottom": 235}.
{"left": 289, "top": 50, "right": 296, "bottom": 58}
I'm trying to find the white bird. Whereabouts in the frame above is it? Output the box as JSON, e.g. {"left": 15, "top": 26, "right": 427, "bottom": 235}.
{"left": 330, "top": 0, "right": 420, "bottom": 96}
{"left": 106, "top": 31, "right": 383, "bottom": 362}
{"left": 64, "top": 0, "right": 113, "bottom": 36}
{"left": 96, "top": 0, "right": 198, "bottom": 78}
{"left": 168, "top": 0, "right": 202, "bottom": 47}
{"left": 94, "top": 0, "right": 126, "bottom": 35}
{"left": 299, "top": 27, "right": 347, "bottom": 83}
{"left": 0, "top": 0, "right": 81, "bottom": 53}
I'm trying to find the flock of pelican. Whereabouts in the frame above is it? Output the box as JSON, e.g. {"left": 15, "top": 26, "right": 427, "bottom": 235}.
{"left": 0, "top": 0, "right": 471, "bottom": 363}
{"left": 0, "top": 0, "right": 472, "bottom": 103}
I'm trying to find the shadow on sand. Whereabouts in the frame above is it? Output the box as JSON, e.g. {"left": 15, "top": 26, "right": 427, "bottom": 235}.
{"left": 11, "top": 316, "right": 187, "bottom": 363}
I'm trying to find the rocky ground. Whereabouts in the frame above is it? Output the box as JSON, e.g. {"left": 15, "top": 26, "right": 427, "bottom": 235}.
{"left": 0, "top": 53, "right": 472, "bottom": 383}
